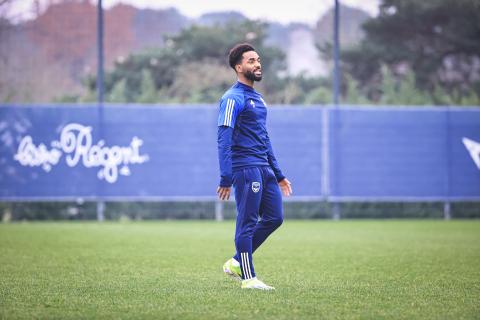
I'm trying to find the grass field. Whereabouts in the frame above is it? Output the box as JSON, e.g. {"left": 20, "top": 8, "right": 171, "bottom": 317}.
{"left": 0, "top": 220, "right": 479, "bottom": 319}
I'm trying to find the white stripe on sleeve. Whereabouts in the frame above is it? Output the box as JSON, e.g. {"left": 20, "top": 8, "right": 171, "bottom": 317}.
{"left": 225, "top": 99, "right": 234, "bottom": 127}
{"left": 223, "top": 99, "right": 230, "bottom": 126}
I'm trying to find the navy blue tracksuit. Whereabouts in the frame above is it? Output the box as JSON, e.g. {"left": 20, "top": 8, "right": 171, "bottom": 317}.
{"left": 217, "top": 81, "right": 284, "bottom": 280}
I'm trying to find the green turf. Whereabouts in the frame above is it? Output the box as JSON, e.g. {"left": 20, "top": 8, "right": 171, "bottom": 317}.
{"left": 0, "top": 220, "right": 479, "bottom": 319}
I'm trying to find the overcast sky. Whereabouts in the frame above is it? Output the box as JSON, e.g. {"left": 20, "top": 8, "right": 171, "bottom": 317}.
{"left": 7, "top": 0, "right": 380, "bottom": 25}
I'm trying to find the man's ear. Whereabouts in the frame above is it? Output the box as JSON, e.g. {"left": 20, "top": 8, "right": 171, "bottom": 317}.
{"left": 235, "top": 64, "right": 242, "bottom": 73}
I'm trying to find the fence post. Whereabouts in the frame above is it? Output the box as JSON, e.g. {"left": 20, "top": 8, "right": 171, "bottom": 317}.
{"left": 96, "top": 201, "right": 105, "bottom": 222}
{"left": 444, "top": 106, "right": 452, "bottom": 222}
{"left": 215, "top": 200, "right": 224, "bottom": 221}
{"left": 96, "top": 0, "right": 105, "bottom": 222}
{"left": 332, "top": 202, "right": 341, "bottom": 220}
{"left": 333, "top": 0, "right": 340, "bottom": 105}
{"left": 443, "top": 202, "right": 451, "bottom": 220}
{"left": 332, "top": 0, "right": 341, "bottom": 220}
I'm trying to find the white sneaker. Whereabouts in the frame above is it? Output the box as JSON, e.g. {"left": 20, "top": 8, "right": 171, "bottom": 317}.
{"left": 223, "top": 258, "right": 242, "bottom": 281}
{"left": 241, "top": 277, "right": 275, "bottom": 290}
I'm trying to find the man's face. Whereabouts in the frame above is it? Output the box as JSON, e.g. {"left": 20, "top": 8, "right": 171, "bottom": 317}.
{"left": 236, "top": 51, "right": 262, "bottom": 82}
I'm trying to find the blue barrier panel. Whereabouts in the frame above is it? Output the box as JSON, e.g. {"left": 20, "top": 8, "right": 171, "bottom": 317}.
{"left": 330, "top": 108, "right": 448, "bottom": 199}
{"left": 329, "top": 107, "right": 480, "bottom": 200}
{"left": 449, "top": 109, "right": 480, "bottom": 198}
{"left": 1, "top": 104, "right": 479, "bottom": 201}
{"left": 0, "top": 105, "right": 323, "bottom": 200}
{"left": 1, "top": 106, "right": 100, "bottom": 199}
{"left": 0, "top": 105, "right": 219, "bottom": 199}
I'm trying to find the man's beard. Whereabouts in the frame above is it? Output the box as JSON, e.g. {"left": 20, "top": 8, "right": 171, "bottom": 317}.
{"left": 245, "top": 70, "right": 262, "bottom": 82}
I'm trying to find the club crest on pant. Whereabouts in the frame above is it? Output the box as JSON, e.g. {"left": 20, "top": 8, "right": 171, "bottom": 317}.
{"left": 252, "top": 182, "right": 261, "bottom": 193}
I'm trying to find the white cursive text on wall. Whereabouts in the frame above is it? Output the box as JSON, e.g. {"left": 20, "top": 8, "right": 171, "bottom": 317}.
{"left": 14, "top": 123, "right": 149, "bottom": 183}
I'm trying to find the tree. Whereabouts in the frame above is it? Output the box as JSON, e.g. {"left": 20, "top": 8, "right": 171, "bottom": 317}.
{"left": 340, "top": 0, "right": 480, "bottom": 103}
{"left": 108, "top": 78, "right": 127, "bottom": 103}
{"left": 137, "top": 69, "right": 158, "bottom": 103}
{"left": 165, "top": 20, "right": 285, "bottom": 75}
{"left": 90, "top": 20, "right": 287, "bottom": 104}
{"left": 162, "top": 61, "right": 233, "bottom": 103}
{"left": 378, "top": 65, "right": 433, "bottom": 105}
{"left": 304, "top": 87, "right": 332, "bottom": 105}
{"left": 344, "top": 74, "right": 370, "bottom": 105}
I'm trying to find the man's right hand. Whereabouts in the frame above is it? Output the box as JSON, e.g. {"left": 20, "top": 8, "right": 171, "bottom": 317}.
{"left": 217, "top": 186, "right": 231, "bottom": 201}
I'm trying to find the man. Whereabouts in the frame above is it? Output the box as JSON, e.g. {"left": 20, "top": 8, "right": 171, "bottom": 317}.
{"left": 217, "top": 43, "right": 292, "bottom": 290}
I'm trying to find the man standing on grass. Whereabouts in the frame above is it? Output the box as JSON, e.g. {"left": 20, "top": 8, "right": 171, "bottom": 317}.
{"left": 216, "top": 43, "right": 292, "bottom": 290}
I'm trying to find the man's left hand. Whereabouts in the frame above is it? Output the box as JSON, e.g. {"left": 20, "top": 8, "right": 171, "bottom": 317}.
{"left": 278, "top": 178, "right": 292, "bottom": 196}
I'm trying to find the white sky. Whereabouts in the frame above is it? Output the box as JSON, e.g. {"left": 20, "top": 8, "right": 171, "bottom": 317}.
{"left": 6, "top": 0, "right": 379, "bottom": 25}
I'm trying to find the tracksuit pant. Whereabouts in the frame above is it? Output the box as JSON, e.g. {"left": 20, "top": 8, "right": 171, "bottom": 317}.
{"left": 232, "top": 166, "right": 283, "bottom": 280}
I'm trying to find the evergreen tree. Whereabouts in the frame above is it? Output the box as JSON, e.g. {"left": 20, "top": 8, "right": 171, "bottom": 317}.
{"left": 137, "top": 69, "right": 158, "bottom": 103}
{"left": 339, "top": 0, "right": 480, "bottom": 102}
{"left": 108, "top": 79, "right": 127, "bottom": 103}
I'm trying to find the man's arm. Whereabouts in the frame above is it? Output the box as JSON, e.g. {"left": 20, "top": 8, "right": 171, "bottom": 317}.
{"left": 265, "top": 134, "right": 292, "bottom": 196}
{"left": 217, "top": 125, "right": 233, "bottom": 200}
{"left": 216, "top": 95, "right": 244, "bottom": 200}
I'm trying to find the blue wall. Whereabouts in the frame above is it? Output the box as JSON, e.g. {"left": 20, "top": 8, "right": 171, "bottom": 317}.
{"left": 0, "top": 105, "right": 479, "bottom": 201}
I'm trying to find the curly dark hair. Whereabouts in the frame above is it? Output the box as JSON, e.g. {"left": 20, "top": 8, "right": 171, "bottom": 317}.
{"left": 228, "top": 43, "right": 256, "bottom": 71}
